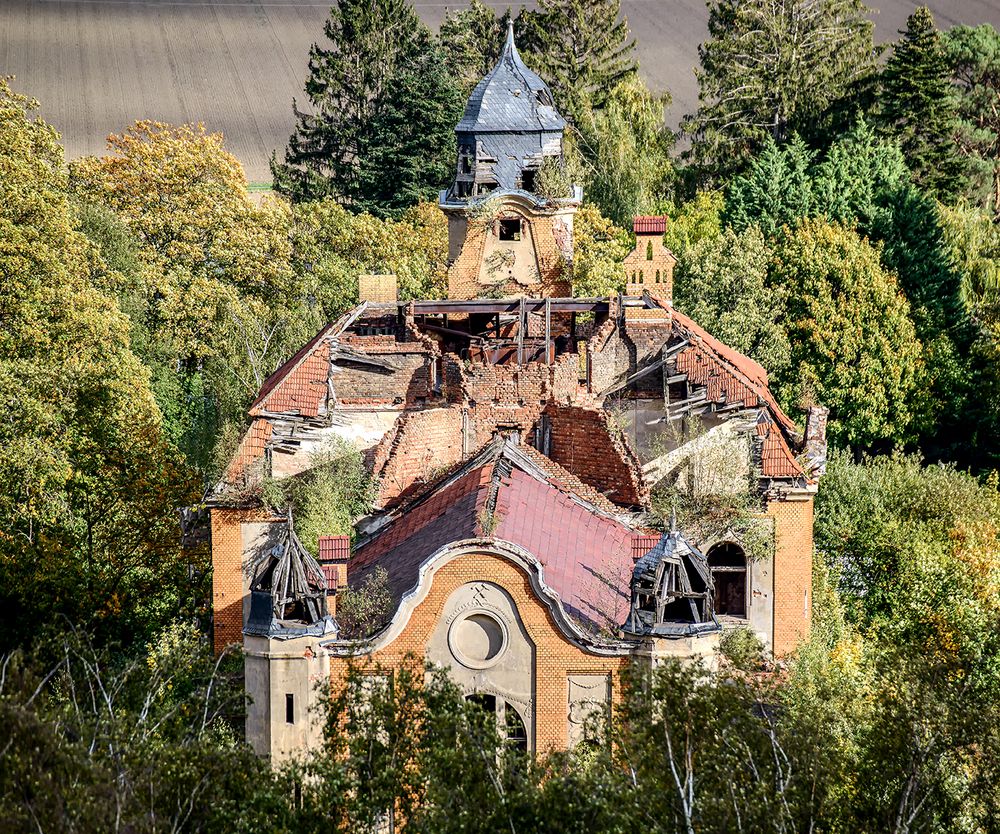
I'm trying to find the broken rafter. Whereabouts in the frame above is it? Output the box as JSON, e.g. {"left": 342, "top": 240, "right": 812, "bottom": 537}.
{"left": 409, "top": 298, "right": 610, "bottom": 315}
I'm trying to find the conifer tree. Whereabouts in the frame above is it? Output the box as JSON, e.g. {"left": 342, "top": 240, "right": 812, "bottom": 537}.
{"left": 881, "top": 7, "right": 967, "bottom": 202}
{"left": 517, "top": 0, "right": 637, "bottom": 120}
{"left": 272, "top": 0, "right": 462, "bottom": 217}
{"left": 439, "top": 0, "right": 512, "bottom": 96}
{"left": 943, "top": 24, "right": 1000, "bottom": 217}
{"left": 682, "top": 0, "right": 875, "bottom": 180}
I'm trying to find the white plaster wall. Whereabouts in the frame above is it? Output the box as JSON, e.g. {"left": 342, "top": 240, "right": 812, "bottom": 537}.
{"left": 241, "top": 522, "right": 283, "bottom": 625}
{"left": 426, "top": 582, "right": 537, "bottom": 750}
{"left": 244, "top": 634, "right": 330, "bottom": 763}
{"left": 270, "top": 411, "right": 400, "bottom": 480}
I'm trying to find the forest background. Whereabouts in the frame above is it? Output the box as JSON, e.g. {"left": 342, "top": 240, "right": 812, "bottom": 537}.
{"left": 4, "top": 1, "right": 1000, "bottom": 831}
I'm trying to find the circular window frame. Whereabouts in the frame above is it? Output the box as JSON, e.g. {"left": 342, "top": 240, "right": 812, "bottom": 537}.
{"left": 448, "top": 608, "right": 509, "bottom": 670}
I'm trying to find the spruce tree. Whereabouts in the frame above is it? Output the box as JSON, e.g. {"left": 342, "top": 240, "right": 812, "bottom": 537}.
{"left": 881, "top": 7, "right": 967, "bottom": 202}
{"left": 272, "top": 0, "right": 462, "bottom": 217}
{"left": 517, "top": 0, "right": 637, "bottom": 120}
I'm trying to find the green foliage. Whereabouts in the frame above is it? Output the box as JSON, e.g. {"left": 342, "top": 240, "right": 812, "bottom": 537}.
{"left": 0, "top": 626, "right": 291, "bottom": 833}
{"left": 719, "top": 626, "right": 766, "bottom": 670}
{"left": 683, "top": 0, "right": 876, "bottom": 179}
{"left": 440, "top": 0, "right": 511, "bottom": 96}
{"left": 517, "top": 0, "right": 637, "bottom": 121}
{"left": 674, "top": 225, "right": 791, "bottom": 379}
{"left": 0, "top": 81, "right": 204, "bottom": 650}
{"left": 569, "top": 204, "right": 632, "bottom": 297}
{"left": 335, "top": 567, "right": 393, "bottom": 640}
{"left": 939, "top": 200, "right": 1000, "bottom": 331}
{"left": 663, "top": 190, "right": 725, "bottom": 255}
{"left": 273, "top": 0, "right": 463, "bottom": 217}
{"left": 724, "top": 135, "right": 817, "bottom": 239}
{"left": 814, "top": 448, "right": 1000, "bottom": 624}
{"left": 70, "top": 121, "right": 321, "bottom": 474}
{"left": 943, "top": 24, "right": 1000, "bottom": 216}
{"left": 772, "top": 219, "right": 921, "bottom": 449}
{"left": 290, "top": 199, "right": 448, "bottom": 316}
{"left": 724, "top": 120, "right": 909, "bottom": 236}
{"left": 881, "top": 7, "right": 968, "bottom": 202}
{"left": 576, "top": 76, "right": 674, "bottom": 227}
{"left": 534, "top": 155, "right": 573, "bottom": 202}
{"left": 262, "top": 438, "right": 374, "bottom": 555}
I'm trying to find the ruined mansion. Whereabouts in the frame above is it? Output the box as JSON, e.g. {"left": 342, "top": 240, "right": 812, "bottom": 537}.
{"left": 210, "top": 27, "right": 827, "bottom": 760}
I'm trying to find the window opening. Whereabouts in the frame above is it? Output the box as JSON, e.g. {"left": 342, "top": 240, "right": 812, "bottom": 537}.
{"left": 655, "top": 270, "right": 661, "bottom": 283}
{"left": 521, "top": 168, "right": 537, "bottom": 192}
{"left": 465, "top": 694, "right": 528, "bottom": 752}
{"left": 708, "top": 542, "right": 747, "bottom": 617}
{"left": 285, "top": 693, "right": 295, "bottom": 724}
{"left": 499, "top": 218, "right": 522, "bottom": 241}
{"left": 646, "top": 240, "right": 654, "bottom": 260}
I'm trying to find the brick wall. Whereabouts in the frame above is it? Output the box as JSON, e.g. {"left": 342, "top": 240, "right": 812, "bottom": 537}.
{"left": 329, "top": 551, "right": 628, "bottom": 753}
{"left": 545, "top": 404, "right": 648, "bottom": 507}
{"left": 766, "top": 496, "right": 814, "bottom": 656}
{"left": 447, "top": 203, "right": 574, "bottom": 300}
{"left": 211, "top": 506, "right": 273, "bottom": 655}
{"left": 372, "top": 407, "right": 466, "bottom": 506}
{"left": 624, "top": 236, "right": 676, "bottom": 306}
{"left": 331, "top": 352, "right": 432, "bottom": 406}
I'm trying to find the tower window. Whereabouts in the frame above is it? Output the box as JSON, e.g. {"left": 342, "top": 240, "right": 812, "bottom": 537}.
{"left": 285, "top": 693, "right": 295, "bottom": 724}
{"left": 655, "top": 270, "right": 661, "bottom": 283}
{"left": 708, "top": 542, "right": 748, "bottom": 618}
{"left": 646, "top": 240, "right": 654, "bottom": 260}
{"left": 499, "top": 218, "right": 522, "bottom": 241}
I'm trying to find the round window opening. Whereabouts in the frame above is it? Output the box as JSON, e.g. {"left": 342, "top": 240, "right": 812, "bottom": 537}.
{"left": 449, "top": 611, "right": 508, "bottom": 669}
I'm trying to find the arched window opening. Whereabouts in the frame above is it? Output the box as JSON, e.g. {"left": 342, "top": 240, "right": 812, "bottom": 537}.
{"left": 465, "top": 694, "right": 528, "bottom": 752}
{"left": 646, "top": 240, "right": 654, "bottom": 260}
{"left": 655, "top": 269, "right": 661, "bottom": 283}
{"left": 708, "top": 542, "right": 747, "bottom": 618}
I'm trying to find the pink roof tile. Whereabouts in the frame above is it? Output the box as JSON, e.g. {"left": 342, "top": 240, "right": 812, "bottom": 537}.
{"left": 350, "top": 443, "right": 643, "bottom": 631}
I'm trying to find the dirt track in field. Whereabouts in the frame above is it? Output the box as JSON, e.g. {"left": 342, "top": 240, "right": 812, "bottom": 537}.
{"left": 3, "top": 0, "right": 999, "bottom": 182}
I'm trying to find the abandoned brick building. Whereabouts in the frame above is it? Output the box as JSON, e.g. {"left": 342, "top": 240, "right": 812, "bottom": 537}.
{"left": 210, "top": 26, "right": 826, "bottom": 761}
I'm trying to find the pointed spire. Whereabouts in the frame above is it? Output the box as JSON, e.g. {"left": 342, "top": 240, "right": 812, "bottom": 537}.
{"left": 505, "top": 19, "right": 516, "bottom": 55}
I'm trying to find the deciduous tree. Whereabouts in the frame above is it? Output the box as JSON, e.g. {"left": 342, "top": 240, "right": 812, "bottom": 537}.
{"left": 771, "top": 219, "right": 921, "bottom": 449}
{"left": 576, "top": 76, "right": 674, "bottom": 227}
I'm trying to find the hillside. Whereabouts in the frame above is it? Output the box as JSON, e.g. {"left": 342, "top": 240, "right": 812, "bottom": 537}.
{"left": 2, "top": 0, "right": 999, "bottom": 181}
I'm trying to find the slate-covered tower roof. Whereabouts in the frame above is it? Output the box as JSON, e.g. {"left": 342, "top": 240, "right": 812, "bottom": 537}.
{"left": 446, "top": 23, "right": 568, "bottom": 201}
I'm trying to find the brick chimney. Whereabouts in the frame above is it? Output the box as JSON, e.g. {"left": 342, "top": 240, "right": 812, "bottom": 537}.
{"left": 624, "top": 216, "right": 675, "bottom": 320}
{"left": 317, "top": 535, "right": 350, "bottom": 615}
{"left": 803, "top": 406, "right": 829, "bottom": 478}
{"left": 358, "top": 273, "right": 398, "bottom": 304}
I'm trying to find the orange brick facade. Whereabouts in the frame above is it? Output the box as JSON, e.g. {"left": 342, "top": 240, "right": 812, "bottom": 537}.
{"left": 446, "top": 204, "right": 574, "bottom": 300}
{"left": 330, "top": 551, "right": 628, "bottom": 753}
{"left": 211, "top": 507, "right": 276, "bottom": 654}
{"left": 766, "top": 496, "right": 814, "bottom": 656}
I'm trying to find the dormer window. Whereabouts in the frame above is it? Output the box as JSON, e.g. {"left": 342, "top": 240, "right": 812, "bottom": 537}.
{"left": 521, "top": 168, "right": 537, "bottom": 192}
{"left": 499, "top": 218, "right": 522, "bottom": 241}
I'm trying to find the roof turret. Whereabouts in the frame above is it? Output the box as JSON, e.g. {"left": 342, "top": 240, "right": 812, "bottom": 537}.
{"left": 456, "top": 22, "right": 566, "bottom": 134}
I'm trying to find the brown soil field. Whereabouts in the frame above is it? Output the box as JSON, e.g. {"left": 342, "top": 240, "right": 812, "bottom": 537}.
{"left": 2, "top": 0, "right": 999, "bottom": 182}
